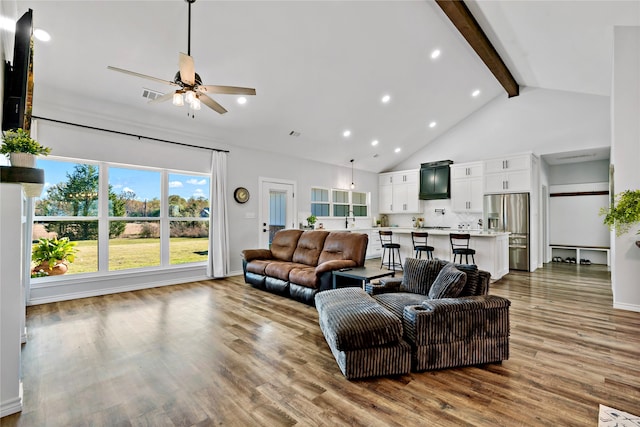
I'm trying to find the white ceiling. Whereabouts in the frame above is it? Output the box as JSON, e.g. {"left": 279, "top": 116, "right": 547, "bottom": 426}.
{"left": 6, "top": 1, "right": 640, "bottom": 172}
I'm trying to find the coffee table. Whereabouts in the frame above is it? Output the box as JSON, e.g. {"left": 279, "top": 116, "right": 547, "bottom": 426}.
{"left": 332, "top": 266, "right": 396, "bottom": 289}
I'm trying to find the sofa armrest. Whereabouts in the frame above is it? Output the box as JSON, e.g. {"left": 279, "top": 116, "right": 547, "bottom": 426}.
{"left": 241, "top": 249, "right": 273, "bottom": 262}
{"left": 403, "top": 295, "right": 511, "bottom": 346}
{"left": 315, "top": 259, "right": 357, "bottom": 275}
{"left": 365, "top": 278, "right": 402, "bottom": 296}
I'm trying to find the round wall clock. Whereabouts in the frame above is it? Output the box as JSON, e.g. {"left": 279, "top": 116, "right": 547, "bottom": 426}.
{"left": 233, "top": 187, "right": 250, "bottom": 204}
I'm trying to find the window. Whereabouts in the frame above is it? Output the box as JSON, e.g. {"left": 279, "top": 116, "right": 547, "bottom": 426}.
{"left": 333, "top": 190, "right": 349, "bottom": 217}
{"left": 108, "top": 167, "right": 162, "bottom": 270}
{"left": 310, "top": 188, "right": 329, "bottom": 217}
{"left": 309, "top": 188, "right": 370, "bottom": 218}
{"left": 33, "top": 158, "right": 211, "bottom": 279}
{"left": 352, "top": 191, "right": 368, "bottom": 217}
{"left": 168, "top": 173, "right": 210, "bottom": 265}
{"left": 34, "top": 160, "right": 100, "bottom": 274}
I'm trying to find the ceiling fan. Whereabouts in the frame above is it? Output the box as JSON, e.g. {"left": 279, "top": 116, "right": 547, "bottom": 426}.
{"left": 107, "top": 0, "right": 256, "bottom": 115}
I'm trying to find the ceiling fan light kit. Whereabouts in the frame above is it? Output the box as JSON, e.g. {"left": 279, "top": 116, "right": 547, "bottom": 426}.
{"left": 107, "top": 0, "right": 255, "bottom": 117}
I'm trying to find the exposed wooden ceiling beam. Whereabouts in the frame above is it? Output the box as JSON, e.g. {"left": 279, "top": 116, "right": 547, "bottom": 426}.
{"left": 435, "top": 0, "right": 519, "bottom": 98}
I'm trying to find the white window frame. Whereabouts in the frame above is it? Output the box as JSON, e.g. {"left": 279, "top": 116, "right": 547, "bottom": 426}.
{"left": 31, "top": 156, "right": 211, "bottom": 283}
{"left": 310, "top": 187, "right": 371, "bottom": 219}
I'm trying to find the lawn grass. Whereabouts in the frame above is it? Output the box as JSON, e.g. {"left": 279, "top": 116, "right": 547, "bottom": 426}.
{"left": 33, "top": 238, "right": 208, "bottom": 275}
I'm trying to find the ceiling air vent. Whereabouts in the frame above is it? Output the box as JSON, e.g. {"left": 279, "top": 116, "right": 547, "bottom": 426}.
{"left": 289, "top": 130, "right": 301, "bottom": 137}
{"left": 142, "top": 88, "right": 164, "bottom": 101}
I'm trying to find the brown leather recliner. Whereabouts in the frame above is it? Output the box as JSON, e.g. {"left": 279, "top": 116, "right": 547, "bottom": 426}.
{"left": 242, "top": 229, "right": 368, "bottom": 305}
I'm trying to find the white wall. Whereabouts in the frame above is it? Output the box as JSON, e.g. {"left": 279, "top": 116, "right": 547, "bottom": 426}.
{"left": 548, "top": 160, "right": 609, "bottom": 185}
{"left": 17, "top": 111, "right": 378, "bottom": 302}
{"left": 611, "top": 26, "right": 640, "bottom": 312}
{"left": 393, "top": 86, "right": 610, "bottom": 170}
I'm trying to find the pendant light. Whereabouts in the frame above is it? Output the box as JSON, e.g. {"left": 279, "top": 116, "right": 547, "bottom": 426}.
{"left": 350, "top": 159, "right": 355, "bottom": 189}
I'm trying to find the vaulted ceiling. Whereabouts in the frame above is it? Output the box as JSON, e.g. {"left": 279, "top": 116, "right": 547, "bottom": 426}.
{"left": 4, "top": 1, "right": 639, "bottom": 172}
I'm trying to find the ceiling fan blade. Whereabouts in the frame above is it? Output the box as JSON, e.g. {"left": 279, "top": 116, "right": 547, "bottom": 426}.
{"left": 199, "top": 94, "right": 227, "bottom": 114}
{"left": 198, "top": 85, "right": 256, "bottom": 96}
{"left": 148, "top": 92, "right": 174, "bottom": 104}
{"left": 179, "top": 52, "right": 195, "bottom": 86}
{"left": 107, "top": 66, "right": 179, "bottom": 87}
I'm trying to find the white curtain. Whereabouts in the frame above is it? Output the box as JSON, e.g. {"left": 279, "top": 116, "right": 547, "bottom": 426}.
{"left": 207, "top": 151, "right": 229, "bottom": 278}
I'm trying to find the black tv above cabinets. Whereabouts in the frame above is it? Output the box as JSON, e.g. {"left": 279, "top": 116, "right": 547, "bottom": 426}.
{"left": 419, "top": 160, "right": 453, "bottom": 200}
{"left": 2, "top": 9, "right": 33, "bottom": 131}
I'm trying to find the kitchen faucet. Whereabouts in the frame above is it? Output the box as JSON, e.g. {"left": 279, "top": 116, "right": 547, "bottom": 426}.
{"left": 345, "top": 210, "right": 354, "bottom": 228}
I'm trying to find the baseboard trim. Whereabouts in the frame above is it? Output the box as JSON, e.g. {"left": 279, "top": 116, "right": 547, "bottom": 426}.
{"left": 0, "top": 386, "right": 23, "bottom": 417}
{"left": 28, "top": 275, "right": 210, "bottom": 306}
{"left": 613, "top": 301, "right": 640, "bottom": 313}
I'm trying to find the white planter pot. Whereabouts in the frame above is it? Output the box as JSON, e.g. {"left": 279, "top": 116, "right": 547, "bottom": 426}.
{"left": 9, "top": 152, "right": 36, "bottom": 168}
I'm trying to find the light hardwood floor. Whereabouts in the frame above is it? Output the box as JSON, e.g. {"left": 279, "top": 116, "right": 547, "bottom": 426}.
{"left": 1, "top": 262, "right": 639, "bottom": 426}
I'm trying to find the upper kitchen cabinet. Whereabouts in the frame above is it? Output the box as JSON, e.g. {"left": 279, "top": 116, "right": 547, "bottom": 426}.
{"left": 484, "top": 153, "right": 536, "bottom": 193}
{"left": 451, "top": 162, "right": 484, "bottom": 212}
{"left": 419, "top": 160, "right": 453, "bottom": 200}
{"left": 378, "top": 169, "right": 420, "bottom": 213}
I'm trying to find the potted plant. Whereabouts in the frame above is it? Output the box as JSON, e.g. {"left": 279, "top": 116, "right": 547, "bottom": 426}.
{"left": 306, "top": 214, "right": 317, "bottom": 229}
{"left": 600, "top": 189, "right": 640, "bottom": 246}
{"left": 1, "top": 128, "right": 51, "bottom": 167}
{"left": 31, "top": 237, "right": 77, "bottom": 276}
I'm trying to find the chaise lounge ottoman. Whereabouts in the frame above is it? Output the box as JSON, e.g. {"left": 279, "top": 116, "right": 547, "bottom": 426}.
{"left": 315, "top": 287, "right": 411, "bottom": 380}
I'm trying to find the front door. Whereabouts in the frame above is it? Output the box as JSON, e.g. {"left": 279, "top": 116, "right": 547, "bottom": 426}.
{"left": 259, "top": 179, "right": 296, "bottom": 249}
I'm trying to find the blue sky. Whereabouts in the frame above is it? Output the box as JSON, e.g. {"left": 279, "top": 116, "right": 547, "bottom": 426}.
{"left": 37, "top": 159, "right": 209, "bottom": 201}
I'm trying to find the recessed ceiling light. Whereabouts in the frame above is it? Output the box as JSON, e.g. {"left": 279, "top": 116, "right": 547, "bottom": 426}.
{"left": 394, "top": 148, "right": 401, "bottom": 153}
{"left": 34, "top": 28, "right": 51, "bottom": 42}
{"left": 430, "top": 49, "right": 441, "bottom": 59}
{"left": 371, "top": 140, "right": 379, "bottom": 146}
{"left": 471, "top": 89, "right": 481, "bottom": 97}
{"left": 429, "top": 121, "right": 437, "bottom": 128}
{"left": 381, "top": 94, "right": 390, "bottom": 104}
{"left": 237, "top": 96, "right": 247, "bottom": 105}
{"left": 343, "top": 130, "right": 351, "bottom": 138}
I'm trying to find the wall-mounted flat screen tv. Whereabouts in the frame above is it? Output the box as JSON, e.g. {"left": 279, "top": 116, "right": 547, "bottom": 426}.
{"left": 2, "top": 9, "right": 33, "bottom": 131}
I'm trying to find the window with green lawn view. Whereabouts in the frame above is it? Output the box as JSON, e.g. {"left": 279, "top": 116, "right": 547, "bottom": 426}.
{"left": 32, "top": 158, "right": 211, "bottom": 279}
{"left": 310, "top": 187, "right": 370, "bottom": 218}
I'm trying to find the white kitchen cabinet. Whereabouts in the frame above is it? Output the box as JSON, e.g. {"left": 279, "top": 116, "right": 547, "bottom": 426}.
{"left": 450, "top": 162, "right": 483, "bottom": 180}
{"left": 484, "top": 154, "right": 533, "bottom": 193}
{"left": 484, "top": 154, "right": 531, "bottom": 174}
{"left": 366, "top": 229, "right": 383, "bottom": 259}
{"left": 451, "top": 162, "right": 484, "bottom": 212}
{"left": 378, "top": 170, "right": 419, "bottom": 213}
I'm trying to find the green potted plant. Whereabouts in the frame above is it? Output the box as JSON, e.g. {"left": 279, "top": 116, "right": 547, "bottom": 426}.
{"left": 306, "top": 214, "right": 317, "bottom": 229}
{"left": 1, "top": 128, "right": 51, "bottom": 167}
{"left": 600, "top": 189, "right": 640, "bottom": 246}
{"left": 32, "top": 237, "right": 77, "bottom": 276}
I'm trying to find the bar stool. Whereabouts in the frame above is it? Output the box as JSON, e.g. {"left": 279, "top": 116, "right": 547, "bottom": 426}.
{"left": 379, "top": 230, "right": 403, "bottom": 271}
{"left": 411, "top": 231, "right": 434, "bottom": 260}
{"left": 450, "top": 233, "right": 476, "bottom": 264}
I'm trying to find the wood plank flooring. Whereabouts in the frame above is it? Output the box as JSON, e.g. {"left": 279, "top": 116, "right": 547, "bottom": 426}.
{"left": 2, "top": 262, "right": 639, "bottom": 426}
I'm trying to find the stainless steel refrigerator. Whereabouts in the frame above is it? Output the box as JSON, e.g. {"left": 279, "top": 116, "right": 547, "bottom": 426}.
{"left": 484, "top": 193, "right": 530, "bottom": 271}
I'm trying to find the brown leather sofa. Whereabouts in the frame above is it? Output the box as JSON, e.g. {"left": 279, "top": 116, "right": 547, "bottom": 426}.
{"left": 241, "top": 229, "right": 369, "bottom": 305}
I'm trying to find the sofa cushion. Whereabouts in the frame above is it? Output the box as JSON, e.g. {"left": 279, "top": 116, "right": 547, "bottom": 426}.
{"left": 289, "top": 266, "right": 319, "bottom": 288}
{"left": 428, "top": 263, "right": 467, "bottom": 299}
{"left": 264, "top": 261, "right": 309, "bottom": 281}
{"left": 292, "top": 231, "right": 330, "bottom": 266}
{"left": 245, "top": 259, "right": 272, "bottom": 275}
{"left": 270, "top": 229, "right": 303, "bottom": 261}
{"left": 315, "top": 288, "right": 403, "bottom": 352}
{"left": 400, "top": 258, "right": 443, "bottom": 295}
{"left": 318, "top": 232, "right": 368, "bottom": 266}
{"left": 373, "top": 292, "right": 427, "bottom": 319}
{"left": 455, "top": 264, "right": 481, "bottom": 296}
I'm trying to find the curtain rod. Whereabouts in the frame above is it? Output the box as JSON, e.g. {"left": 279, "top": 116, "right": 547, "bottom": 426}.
{"left": 31, "top": 116, "right": 230, "bottom": 153}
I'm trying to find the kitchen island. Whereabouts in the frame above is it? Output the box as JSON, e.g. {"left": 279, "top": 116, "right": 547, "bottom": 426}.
{"left": 333, "top": 227, "right": 510, "bottom": 281}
